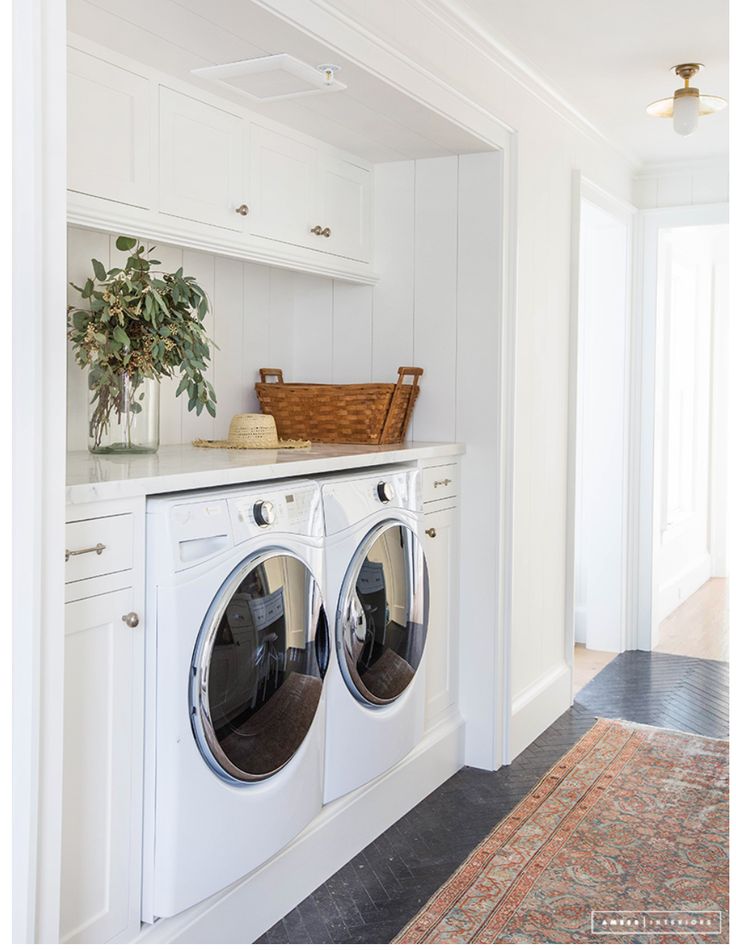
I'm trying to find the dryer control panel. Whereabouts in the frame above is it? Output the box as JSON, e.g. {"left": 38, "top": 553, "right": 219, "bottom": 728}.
{"left": 321, "top": 467, "right": 421, "bottom": 536}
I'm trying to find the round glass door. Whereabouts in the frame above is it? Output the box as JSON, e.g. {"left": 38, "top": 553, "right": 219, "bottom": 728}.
{"left": 337, "top": 521, "right": 429, "bottom": 706}
{"left": 191, "top": 551, "right": 329, "bottom": 783}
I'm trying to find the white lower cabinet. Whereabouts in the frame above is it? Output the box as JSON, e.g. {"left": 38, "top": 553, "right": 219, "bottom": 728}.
{"left": 422, "top": 501, "right": 459, "bottom": 726}
{"left": 60, "top": 588, "right": 144, "bottom": 943}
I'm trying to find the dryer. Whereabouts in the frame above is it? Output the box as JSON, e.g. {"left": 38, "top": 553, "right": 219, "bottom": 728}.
{"left": 143, "top": 480, "right": 328, "bottom": 920}
{"left": 320, "top": 467, "right": 430, "bottom": 803}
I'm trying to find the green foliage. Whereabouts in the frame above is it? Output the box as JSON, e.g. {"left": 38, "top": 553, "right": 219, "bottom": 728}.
{"left": 68, "top": 236, "right": 217, "bottom": 448}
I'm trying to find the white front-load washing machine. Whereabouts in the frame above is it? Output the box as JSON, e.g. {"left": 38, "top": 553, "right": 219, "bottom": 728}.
{"left": 143, "top": 479, "right": 328, "bottom": 920}
{"left": 320, "top": 467, "right": 430, "bottom": 803}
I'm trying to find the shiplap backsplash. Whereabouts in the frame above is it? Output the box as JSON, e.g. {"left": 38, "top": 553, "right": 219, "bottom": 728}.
{"left": 67, "top": 152, "right": 497, "bottom": 451}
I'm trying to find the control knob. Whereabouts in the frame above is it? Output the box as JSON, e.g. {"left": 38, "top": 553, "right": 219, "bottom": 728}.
{"left": 253, "top": 500, "right": 275, "bottom": 527}
{"left": 377, "top": 481, "right": 395, "bottom": 504}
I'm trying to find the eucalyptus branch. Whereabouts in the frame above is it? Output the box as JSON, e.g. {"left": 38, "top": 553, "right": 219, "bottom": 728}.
{"left": 68, "top": 234, "right": 218, "bottom": 448}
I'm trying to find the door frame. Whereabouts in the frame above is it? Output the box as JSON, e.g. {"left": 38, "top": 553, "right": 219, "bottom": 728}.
{"left": 566, "top": 173, "right": 636, "bottom": 695}
{"left": 632, "top": 201, "right": 729, "bottom": 650}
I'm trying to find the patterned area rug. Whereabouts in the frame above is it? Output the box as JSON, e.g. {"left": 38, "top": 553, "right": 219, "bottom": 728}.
{"left": 394, "top": 719, "right": 729, "bottom": 944}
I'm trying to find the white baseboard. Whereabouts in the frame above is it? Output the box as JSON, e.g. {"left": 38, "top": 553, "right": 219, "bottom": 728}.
{"left": 509, "top": 663, "right": 571, "bottom": 760}
{"left": 133, "top": 712, "right": 465, "bottom": 944}
{"left": 657, "top": 555, "right": 711, "bottom": 625}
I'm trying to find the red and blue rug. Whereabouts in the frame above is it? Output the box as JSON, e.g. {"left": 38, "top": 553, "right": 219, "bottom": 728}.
{"left": 394, "top": 719, "right": 728, "bottom": 943}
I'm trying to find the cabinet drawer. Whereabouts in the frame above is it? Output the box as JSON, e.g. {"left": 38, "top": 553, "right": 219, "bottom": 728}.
{"left": 65, "top": 514, "right": 134, "bottom": 584}
{"left": 422, "top": 464, "right": 458, "bottom": 503}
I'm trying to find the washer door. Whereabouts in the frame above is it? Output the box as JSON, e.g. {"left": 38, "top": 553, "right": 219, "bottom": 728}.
{"left": 191, "top": 551, "right": 329, "bottom": 783}
{"left": 338, "top": 521, "right": 429, "bottom": 706}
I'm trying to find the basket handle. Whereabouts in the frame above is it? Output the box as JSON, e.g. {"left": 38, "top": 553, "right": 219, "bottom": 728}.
{"left": 259, "top": 368, "right": 284, "bottom": 384}
{"left": 396, "top": 367, "right": 424, "bottom": 387}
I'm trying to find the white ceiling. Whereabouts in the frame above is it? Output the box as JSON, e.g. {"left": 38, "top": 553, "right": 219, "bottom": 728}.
{"left": 453, "top": 0, "right": 729, "bottom": 165}
{"left": 68, "top": 0, "right": 493, "bottom": 163}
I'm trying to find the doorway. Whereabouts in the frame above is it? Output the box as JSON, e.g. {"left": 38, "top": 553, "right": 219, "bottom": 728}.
{"left": 651, "top": 222, "right": 729, "bottom": 661}
{"left": 570, "top": 181, "right": 633, "bottom": 694}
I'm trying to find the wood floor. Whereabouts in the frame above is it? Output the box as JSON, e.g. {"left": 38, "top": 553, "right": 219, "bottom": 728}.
{"left": 656, "top": 577, "right": 729, "bottom": 661}
{"left": 573, "top": 644, "right": 616, "bottom": 694}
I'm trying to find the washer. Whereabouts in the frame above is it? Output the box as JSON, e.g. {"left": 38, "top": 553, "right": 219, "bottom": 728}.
{"left": 143, "top": 479, "right": 328, "bottom": 920}
{"left": 320, "top": 467, "right": 430, "bottom": 803}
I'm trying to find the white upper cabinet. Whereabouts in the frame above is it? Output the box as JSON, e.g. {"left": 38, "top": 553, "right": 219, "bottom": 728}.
{"left": 66, "top": 38, "right": 376, "bottom": 282}
{"left": 159, "top": 88, "right": 246, "bottom": 232}
{"left": 250, "top": 124, "right": 318, "bottom": 247}
{"left": 68, "top": 48, "right": 151, "bottom": 208}
{"left": 320, "top": 156, "right": 373, "bottom": 263}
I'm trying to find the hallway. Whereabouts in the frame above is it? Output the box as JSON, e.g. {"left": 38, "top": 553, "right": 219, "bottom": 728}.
{"left": 656, "top": 578, "right": 729, "bottom": 661}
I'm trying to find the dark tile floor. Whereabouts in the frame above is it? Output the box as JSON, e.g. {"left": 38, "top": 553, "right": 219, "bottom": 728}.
{"left": 256, "top": 651, "right": 729, "bottom": 944}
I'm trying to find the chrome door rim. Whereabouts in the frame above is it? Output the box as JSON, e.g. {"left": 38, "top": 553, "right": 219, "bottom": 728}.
{"left": 190, "top": 547, "right": 326, "bottom": 784}
{"left": 336, "top": 519, "right": 428, "bottom": 707}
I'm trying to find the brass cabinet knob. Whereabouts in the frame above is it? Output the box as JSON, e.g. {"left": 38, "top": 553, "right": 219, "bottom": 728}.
{"left": 310, "top": 225, "right": 324, "bottom": 235}
{"left": 425, "top": 527, "right": 437, "bottom": 539}
{"left": 321, "top": 227, "right": 331, "bottom": 238}
{"left": 122, "top": 612, "right": 140, "bottom": 628}
{"left": 235, "top": 204, "right": 249, "bottom": 216}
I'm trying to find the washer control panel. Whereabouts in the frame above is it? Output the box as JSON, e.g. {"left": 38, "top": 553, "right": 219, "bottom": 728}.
{"left": 377, "top": 480, "right": 395, "bottom": 504}
{"left": 229, "top": 483, "right": 322, "bottom": 543}
{"left": 252, "top": 499, "right": 276, "bottom": 527}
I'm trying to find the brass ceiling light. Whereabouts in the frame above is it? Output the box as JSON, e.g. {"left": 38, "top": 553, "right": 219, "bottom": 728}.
{"left": 647, "top": 63, "right": 727, "bottom": 136}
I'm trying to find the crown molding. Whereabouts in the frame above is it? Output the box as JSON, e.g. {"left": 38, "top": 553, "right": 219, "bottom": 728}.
{"left": 633, "top": 154, "right": 729, "bottom": 178}
{"left": 405, "top": 0, "right": 641, "bottom": 168}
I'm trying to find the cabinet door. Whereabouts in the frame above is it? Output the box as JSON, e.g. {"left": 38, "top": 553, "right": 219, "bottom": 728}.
{"left": 422, "top": 505, "right": 458, "bottom": 726}
{"left": 319, "top": 156, "right": 373, "bottom": 262}
{"left": 159, "top": 87, "right": 246, "bottom": 231}
{"left": 250, "top": 124, "right": 318, "bottom": 247}
{"left": 68, "top": 48, "right": 151, "bottom": 208}
{"left": 60, "top": 589, "right": 143, "bottom": 944}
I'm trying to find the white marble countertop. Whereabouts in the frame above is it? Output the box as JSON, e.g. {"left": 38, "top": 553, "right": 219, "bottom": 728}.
{"left": 66, "top": 441, "right": 464, "bottom": 505}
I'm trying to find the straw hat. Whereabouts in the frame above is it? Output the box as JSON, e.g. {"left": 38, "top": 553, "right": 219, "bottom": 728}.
{"left": 192, "top": 414, "right": 311, "bottom": 450}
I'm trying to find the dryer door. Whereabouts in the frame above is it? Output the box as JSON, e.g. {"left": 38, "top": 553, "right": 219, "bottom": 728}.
{"left": 338, "top": 521, "right": 429, "bottom": 706}
{"left": 191, "top": 550, "right": 329, "bottom": 783}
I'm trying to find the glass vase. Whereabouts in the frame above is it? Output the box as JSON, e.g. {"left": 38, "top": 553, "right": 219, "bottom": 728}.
{"left": 88, "top": 371, "right": 160, "bottom": 455}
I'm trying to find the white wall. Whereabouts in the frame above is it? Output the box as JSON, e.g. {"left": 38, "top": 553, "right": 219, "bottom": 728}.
{"left": 573, "top": 200, "right": 629, "bottom": 653}
{"left": 633, "top": 157, "right": 729, "bottom": 209}
{"left": 652, "top": 223, "right": 728, "bottom": 628}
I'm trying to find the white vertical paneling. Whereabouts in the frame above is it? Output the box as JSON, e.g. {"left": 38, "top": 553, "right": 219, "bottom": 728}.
{"left": 267, "top": 268, "right": 296, "bottom": 379}
{"left": 67, "top": 228, "right": 111, "bottom": 451}
{"left": 243, "top": 263, "right": 271, "bottom": 412}
{"left": 211, "top": 257, "right": 244, "bottom": 437}
{"left": 180, "top": 249, "right": 215, "bottom": 443}
{"left": 291, "top": 273, "right": 334, "bottom": 382}
{"left": 372, "top": 161, "right": 415, "bottom": 382}
{"left": 412, "top": 156, "right": 458, "bottom": 441}
{"left": 455, "top": 150, "right": 504, "bottom": 765}
{"left": 332, "top": 282, "right": 373, "bottom": 382}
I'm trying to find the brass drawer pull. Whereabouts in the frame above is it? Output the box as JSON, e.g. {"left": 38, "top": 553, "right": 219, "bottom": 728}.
{"left": 310, "top": 225, "right": 324, "bottom": 235}
{"left": 425, "top": 528, "right": 437, "bottom": 539}
{"left": 65, "top": 542, "right": 106, "bottom": 562}
{"left": 434, "top": 478, "right": 452, "bottom": 488}
{"left": 321, "top": 226, "right": 331, "bottom": 238}
{"left": 235, "top": 203, "right": 249, "bottom": 216}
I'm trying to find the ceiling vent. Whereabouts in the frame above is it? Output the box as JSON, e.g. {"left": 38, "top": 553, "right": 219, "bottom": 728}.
{"left": 191, "top": 54, "right": 346, "bottom": 102}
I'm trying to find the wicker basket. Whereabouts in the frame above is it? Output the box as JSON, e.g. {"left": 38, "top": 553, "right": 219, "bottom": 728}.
{"left": 255, "top": 367, "right": 423, "bottom": 445}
